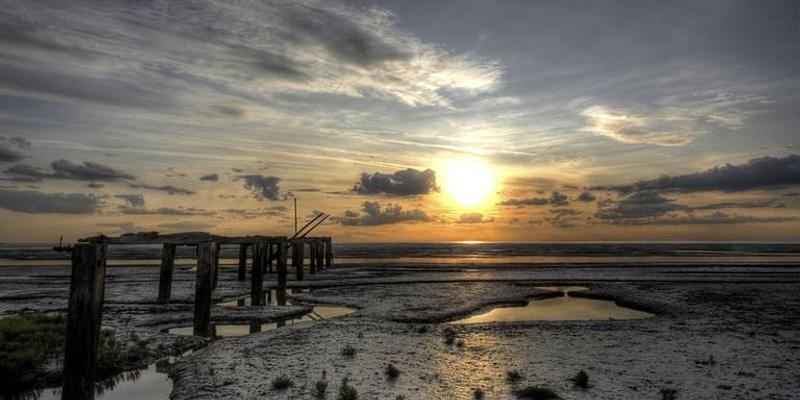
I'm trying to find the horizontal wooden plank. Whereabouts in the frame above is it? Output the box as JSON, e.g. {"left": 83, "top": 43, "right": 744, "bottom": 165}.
{"left": 79, "top": 232, "right": 287, "bottom": 245}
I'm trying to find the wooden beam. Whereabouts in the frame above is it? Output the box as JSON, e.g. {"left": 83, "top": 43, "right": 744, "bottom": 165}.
{"left": 193, "top": 242, "right": 216, "bottom": 337}
{"left": 251, "top": 242, "right": 266, "bottom": 306}
{"left": 79, "top": 232, "right": 287, "bottom": 245}
{"left": 237, "top": 244, "right": 248, "bottom": 281}
{"left": 157, "top": 244, "right": 176, "bottom": 304}
{"left": 62, "top": 243, "right": 107, "bottom": 400}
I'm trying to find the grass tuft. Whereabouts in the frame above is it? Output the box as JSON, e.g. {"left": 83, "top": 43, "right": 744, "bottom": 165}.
{"left": 442, "top": 327, "right": 457, "bottom": 345}
{"left": 569, "top": 370, "right": 589, "bottom": 388}
{"left": 514, "top": 385, "right": 559, "bottom": 399}
{"left": 341, "top": 344, "right": 357, "bottom": 358}
{"left": 312, "top": 379, "right": 328, "bottom": 398}
{"left": 473, "top": 388, "right": 485, "bottom": 399}
{"left": 506, "top": 369, "right": 523, "bottom": 383}
{"left": 660, "top": 388, "right": 678, "bottom": 400}
{"left": 385, "top": 363, "right": 401, "bottom": 379}
{"left": 336, "top": 378, "right": 358, "bottom": 400}
{"left": 271, "top": 374, "right": 293, "bottom": 390}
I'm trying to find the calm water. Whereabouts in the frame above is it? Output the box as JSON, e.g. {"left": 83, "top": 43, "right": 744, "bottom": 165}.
{"left": 2, "top": 242, "right": 800, "bottom": 267}
{"left": 450, "top": 286, "right": 654, "bottom": 324}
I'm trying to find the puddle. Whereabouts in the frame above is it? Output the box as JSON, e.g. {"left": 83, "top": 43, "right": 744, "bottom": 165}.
{"left": 167, "top": 304, "right": 355, "bottom": 338}
{"left": 14, "top": 352, "right": 191, "bottom": 400}
{"left": 218, "top": 288, "right": 306, "bottom": 307}
{"left": 451, "top": 287, "right": 653, "bottom": 324}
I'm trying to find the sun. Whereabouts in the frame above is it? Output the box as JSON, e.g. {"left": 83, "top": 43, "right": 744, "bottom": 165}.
{"left": 442, "top": 159, "right": 495, "bottom": 207}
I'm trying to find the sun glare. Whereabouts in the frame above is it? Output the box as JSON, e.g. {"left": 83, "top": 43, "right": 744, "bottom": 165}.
{"left": 443, "top": 159, "right": 495, "bottom": 207}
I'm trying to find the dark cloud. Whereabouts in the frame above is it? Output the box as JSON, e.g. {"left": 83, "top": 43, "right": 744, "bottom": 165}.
{"left": 87, "top": 182, "right": 105, "bottom": 188}
{"left": 292, "top": 188, "right": 321, "bottom": 192}
{"left": 157, "top": 221, "right": 215, "bottom": 231}
{"left": 221, "top": 206, "right": 287, "bottom": 218}
{"left": 50, "top": 159, "right": 135, "bottom": 181}
{"left": 595, "top": 191, "right": 690, "bottom": 222}
{"left": 577, "top": 191, "right": 596, "bottom": 202}
{"left": 599, "top": 155, "right": 800, "bottom": 193}
{"left": 199, "top": 173, "right": 219, "bottom": 182}
{"left": 335, "top": 201, "right": 430, "bottom": 226}
{"left": 353, "top": 168, "right": 437, "bottom": 196}
{"left": 0, "top": 136, "right": 31, "bottom": 163}
{"left": 0, "top": 144, "right": 24, "bottom": 163}
{"left": 0, "top": 190, "right": 98, "bottom": 214}
{"left": 615, "top": 212, "right": 797, "bottom": 226}
{"left": 115, "top": 194, "right": 144, "bottom": 208}
{"left": 543, "top": 208, "right": 583, "bottom": 228}
{"left": 128, "top": 183, "right": 194, "bottom": 195}
{"left": 455, "top": 212, "right": 494, "bottom": 224}
{"left": 497, "top": 191, "right": 569, "bottom": 207}
{"left": 241, "top": 175, "right": 284, "bottom": 201}
{"left": 3, "top": 164, "right": 48, "bottom": 182}
{"left": 692, "top": 199, "right": 785, "bottom": 210}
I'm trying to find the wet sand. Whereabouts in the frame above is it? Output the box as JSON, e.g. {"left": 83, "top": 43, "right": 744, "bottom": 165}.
{"left": 2, "top": 262, "right": 799, "bottom": 399}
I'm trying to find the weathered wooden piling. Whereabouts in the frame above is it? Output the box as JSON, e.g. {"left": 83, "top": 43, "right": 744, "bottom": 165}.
{"left": 316, "top": 241, "right": 324, "bottom": 270}
{"left": 194, "top": 242, "right": 216, "bottom": 337}
{"left": 309, "top": 242, "right": 317, "bottom": 274}
{"left": 266, "top": 243, "right": 274, "bottom": 273}
{"left": 212, "top": 242, "right": 221, "bottom": 289}
{"left": 157, "top": 244, "right": 176, "bottom": 303}
{"left": 325, "top": 237, "right": 333, "bottom": 267}
{"left": 251, "top": 242, "right": 266, "bottom": 306}
{"left": 237, "top": 244, "right": 248, "bottom": 281}
{"left": 62, "top": 243, "right": 107, "bottom": 400}
{"left": 295, "top": 242, "right": 304, "bottom": 280}
{"left": 277, "top": 240, "right": 288, "bottom": 290}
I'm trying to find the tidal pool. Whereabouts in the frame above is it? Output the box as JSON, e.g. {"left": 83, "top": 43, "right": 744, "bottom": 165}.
{"left": 451, "top": 286, "right": 653, "bottom": 324}
{"left": 167, "top": 304, "right": 355, "bottom": 338}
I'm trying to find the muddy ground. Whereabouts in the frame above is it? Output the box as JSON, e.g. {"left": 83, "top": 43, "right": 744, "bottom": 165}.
{"left": 2, "top": 262, "right": 800, "bottom": 399}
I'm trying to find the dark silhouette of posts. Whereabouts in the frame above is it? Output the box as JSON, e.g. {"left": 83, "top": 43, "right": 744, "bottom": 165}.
{"left": 212, "top": 243, "right": 221, "bottom": 289}
{"left": 277, "top": 240, "right": 288, "bottom": 304}
{"left": 62, "top": 243, "right": 107, "bottom": 400}
{"left": 295, "top": 242, "right": 304, "bottom": 280}
{"left": 157, "top": 244, "right": 176, "bottom": 303}
{"left": 325, "top": 237, "right": 333, "bottom": 267}
{"left": 251, "top": 242, "right": 266, "bottom": 306}
{"left": 237, "top": 244, "right": 248, "bottom": 281}
{"left": 309, "top": 242, "right": 317, "bottom": 274}
{"left": 194, "top": 242, "right": 216, "bottom": 337}
{"left": 316, "top": 241, "right": 324, "bottom": 270}
{"left": 266, "top": 243, "right": 274, "bottom": 273}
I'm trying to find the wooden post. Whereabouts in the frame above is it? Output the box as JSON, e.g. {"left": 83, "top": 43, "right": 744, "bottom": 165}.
{"left": 309, "top": 242, "right": 317, "bottom": 274}
{"left": 316, "top": 241, "right": 324, "bottom": 271}
{"left": 194, "top": 242, "right": 216, "bottom": 337}
{"left": 266, "top": 243, "right": 274, "bottom": 273}
{"left": 237, "top": 244, "right": 247, "bottom": 281}
{"left": 325, "top": 237, "right": 333, "bottom": 267}
{"left": 212, "top": 242, "right": 221, "bottom": 289}
{"left": 62, "top": 243, "right": 107, "bottom": 400}
{"left": 157, "top": 244, "right": 176, "bottom": 303}
{"left": 295, "top": 241, "right": 304, "bottom": 280}
{"left": 251, "top": 242, "right": 265, "bottom": 306}
{"left": 277, "top": 240, "right": 287, "bottom": 293}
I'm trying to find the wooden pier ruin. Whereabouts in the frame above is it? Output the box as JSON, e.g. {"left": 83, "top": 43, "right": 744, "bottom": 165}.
{"left": 59, "top": 231, "right": 334, "bottom": 400}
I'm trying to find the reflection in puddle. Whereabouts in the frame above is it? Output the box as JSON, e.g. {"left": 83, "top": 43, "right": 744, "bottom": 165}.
{"left": 16, "top": 353, "right": 187, "bottom": 400}
{"left": 451, "top": 287, "right": 653, "bottom": 324}
{"left": 218, "top": 288, "right": 306, "bottom": 307}
{"left": 167, "top": 305, "right": 355, "bottom": 338}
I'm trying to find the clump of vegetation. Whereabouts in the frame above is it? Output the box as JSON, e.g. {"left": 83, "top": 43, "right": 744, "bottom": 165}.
{"left": 395, "top": 395, "right": 406, "bottom": 400}
{"left": 442, "top": 327, "right": 457, "bottom": 345}
{"left": 506, "top": 369, "right": 523, "bottom": 383}
{"left": 455, "top": 339, "right": 465, "bottom": 347}
{"left": 341, "top": 345, "right": 357, "bottom": 358}
{"left": 271, "top": 374, "right": 293, "bottom": 390}
{"left": 0, "top": 313, "right": 151, "bottom": 395}
{"left": 514, "top": 385, "right": 560, "bottom": 399}
{"left": 385, "top": 363, "right": 400, "bottom": 380}
{"left": 417, "top": 325, "right": 428, "bottom": 334}
{"left": 312, "top": 379, "right": 328, "bottom": 398}
{"left": 660, "top": 388, "right": 678, "bottom": 400}
{"left": 473, "top": 388, "right": 485, "bottom": 399}
{"left": 568, "top": 370, "right": 589, "bottom": 388}
{"left": 336, "top": 378, "right": 358, "bottom": 400}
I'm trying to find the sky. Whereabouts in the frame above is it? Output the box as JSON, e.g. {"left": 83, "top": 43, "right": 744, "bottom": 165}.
{"left": 1, "top": 0, "right": 799, "bottom": 243}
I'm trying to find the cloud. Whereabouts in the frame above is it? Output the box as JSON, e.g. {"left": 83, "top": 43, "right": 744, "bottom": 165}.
{"left": 97, "top": 222, "right": 145, "bottom": 233}
{"left": 353, "top": 168, "right": 437, "bottom": 196}
{"left": 0, "top": 136, "right": 30, "bottom": 163}
{"left": 0, "top": 190, "right": 98, "bottom": 214}
{"left": 241, "top": 175, "right": 284, "bottom": 201}
{"left": 456, "top": 212, "right": 494, "bottom": 224}
{"left": 221, "top": 206, "right": 288, "bottom": 218}
{"left": 595, "top": 191, "right": 690, "bottom": 222}
{"left": 615, "top": 211, "right": 797, "bottom": 226}
{"left": 577, "top": 191, "right": 596, "bottom": 202}
{"left": 115, "top": 194, "right": 145, "bottom": 208}
{"left": 128, "top": 183, "right": 194, "bottom": 195}
{"left": 498, "top": 191, "right": 569, "bottom": 207}
{"left": 335, "top": 201, "right": 430, "bottom": 225}
{"left": 157, "top": 221, "right": 215, "bottom": 231}
{"left": 542, "top": 208, "right": 583, "bottom": 228}
{"left": 582, "top": 105, "right": 694, "bottom": 146}
{"left": 3, "top": 164, "right": 49, "bottom": 182}
{"left": 199, "top": 173, "right": 219, "bottom": 182}
{"left": 120, "top": 207, "right": 212, "bottom": 216}
{"left": 692, "top": 199, "right": 785, "bottom": 210}
{"left": 600, "top": 154, "right": 800, "bottom": 193}
{"left": 4, "top": 160, "right": 135, "bottom": 182}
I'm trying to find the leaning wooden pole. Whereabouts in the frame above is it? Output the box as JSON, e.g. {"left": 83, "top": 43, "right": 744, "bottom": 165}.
{"left": 194, "top": 242, "right": 216, "bottom": 337}
{"left": 62, "top": 243, "right": 107, "bottom": 400}
{"left": 157, "top": 244, "right": 177, "bottom": 303}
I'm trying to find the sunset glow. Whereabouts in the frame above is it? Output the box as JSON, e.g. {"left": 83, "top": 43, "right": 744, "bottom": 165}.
{"left": 442, "top": 159, "right": 495, "bottom": 208}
